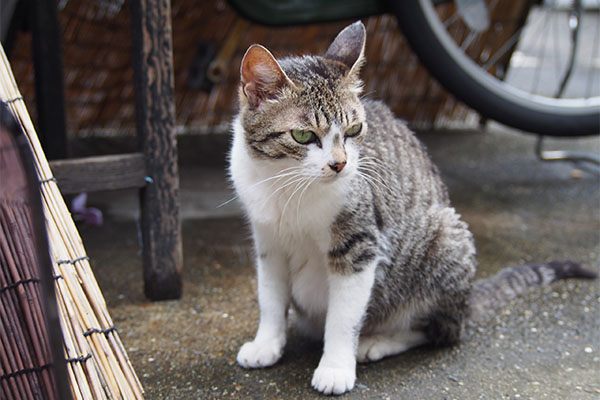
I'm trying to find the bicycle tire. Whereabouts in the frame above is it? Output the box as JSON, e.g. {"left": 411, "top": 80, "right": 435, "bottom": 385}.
{"left": 390, "top": 0, "right": 600, "bottom": 136}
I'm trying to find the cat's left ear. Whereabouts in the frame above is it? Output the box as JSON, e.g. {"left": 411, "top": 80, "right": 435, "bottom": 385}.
{"left": 325, "top": 21, "right": 366, "bottom": 77}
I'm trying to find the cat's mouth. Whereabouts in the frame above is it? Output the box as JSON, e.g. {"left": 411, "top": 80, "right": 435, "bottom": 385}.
{"left": 320, "top": 168, "right": 349, "bottom": 183}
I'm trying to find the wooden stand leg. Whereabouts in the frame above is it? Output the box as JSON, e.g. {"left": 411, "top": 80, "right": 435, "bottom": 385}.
{"left": 129, "top": 0, "right": 183, "bottom": 300}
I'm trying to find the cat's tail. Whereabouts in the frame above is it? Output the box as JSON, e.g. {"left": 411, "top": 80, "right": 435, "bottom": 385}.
{"left": 468, "top": 260, "right": 597, "bottom": 321}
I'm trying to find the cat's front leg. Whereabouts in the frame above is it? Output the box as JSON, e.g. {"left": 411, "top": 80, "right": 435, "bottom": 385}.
{"left": 311, "top": 264, "right": 376, "bottom": 395}
{"left": 237, "top": 246, "right": 289, "bottom": 369}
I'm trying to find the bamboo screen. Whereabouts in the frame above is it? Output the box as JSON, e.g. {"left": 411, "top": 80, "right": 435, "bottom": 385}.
{"left": 1, "top": 45, "right": 144, "bottom": 400}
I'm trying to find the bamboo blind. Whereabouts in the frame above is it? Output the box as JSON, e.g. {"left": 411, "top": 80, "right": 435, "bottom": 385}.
{"left": 0, "top": 44, "right": 144, "bottom": 399}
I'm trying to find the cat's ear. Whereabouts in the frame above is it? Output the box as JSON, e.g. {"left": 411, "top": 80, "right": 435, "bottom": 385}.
{"left": 240, "top": 44, "right": 293, "bottom": 108}
{"left": 325, "top": 21, "right": 366, "bottom": 76}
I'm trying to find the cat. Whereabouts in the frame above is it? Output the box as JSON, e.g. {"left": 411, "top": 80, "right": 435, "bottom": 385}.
{"left": 228, "top": 21, "right": 597, "bottom": 395}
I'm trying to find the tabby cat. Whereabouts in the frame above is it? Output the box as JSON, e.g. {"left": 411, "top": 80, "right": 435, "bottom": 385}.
{"left": 228, "top": 21, "right": 596, "bottom": 395}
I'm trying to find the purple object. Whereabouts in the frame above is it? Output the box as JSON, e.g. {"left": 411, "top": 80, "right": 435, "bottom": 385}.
{"left": 71, "top": 193, "right": 103, "bottom": 227}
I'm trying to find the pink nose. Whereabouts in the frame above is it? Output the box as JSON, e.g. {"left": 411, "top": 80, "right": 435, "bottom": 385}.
{"left": 329, "top": 161, "right": 346, "bottom": 173}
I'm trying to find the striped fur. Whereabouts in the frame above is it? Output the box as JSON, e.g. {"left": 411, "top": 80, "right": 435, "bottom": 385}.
{"left": 469, "top": 261, "right": 597, "bottom": 321}
{"left": 230, "top": 21, "right": 597, "bottom": 395}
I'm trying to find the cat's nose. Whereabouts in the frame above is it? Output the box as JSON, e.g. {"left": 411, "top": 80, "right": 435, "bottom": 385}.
{"left": 329, "top": 161, "right": 346, "bottom": 173}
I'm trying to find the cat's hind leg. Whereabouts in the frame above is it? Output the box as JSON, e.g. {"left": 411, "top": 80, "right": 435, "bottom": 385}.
{"left": 357, "top": 330, "right": 427, "bottom": 363}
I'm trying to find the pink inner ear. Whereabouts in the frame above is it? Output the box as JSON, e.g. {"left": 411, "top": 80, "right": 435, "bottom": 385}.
{"left": 241, "top": 45, "right": 288, "bottom": 107}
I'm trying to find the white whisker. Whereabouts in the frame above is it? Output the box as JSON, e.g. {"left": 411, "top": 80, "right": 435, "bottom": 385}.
{"left": 358, "top": 170, "right": 394, "bottom": 195}
{"left": 279, "top": 176, "right": 311, "bottom": 230}
{"left": 216, "top": 195, "right": 238, "bottom": 209}
{"left": 357, "top": 156, "right": 395, "bottom": 194}
{"left": 295, "top": 175, "right": 319, "bottom": 226}
{"left": 248, "top": 167, "right": 303, "bottom": 190}
{"left": 262, "top": 174, "right": 307, "bottom": 205}
{"left": 218, "top": 167, "right": 303, "bottom": 209}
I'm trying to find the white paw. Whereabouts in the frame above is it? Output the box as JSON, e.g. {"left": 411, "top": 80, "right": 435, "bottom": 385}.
{"left": 311, "top": 365, "right": 356, "bottom": 395}
{"left": 357, "top": 336, "right": 390, "bottom": 363}
{"left": 237, "top": 340, "right": 283, "bottom": 368}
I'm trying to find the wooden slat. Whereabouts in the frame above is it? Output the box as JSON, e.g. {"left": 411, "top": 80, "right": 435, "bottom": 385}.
{"left": 49, "top": 153, "right": 147, "bottom": 194}
{"left": 130, "top": 0, "right": 183, "bottom": 300}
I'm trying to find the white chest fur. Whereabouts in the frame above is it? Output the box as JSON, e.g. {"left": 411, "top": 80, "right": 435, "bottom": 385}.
{"left": 230, "top": 119, "right": 350, "bottom": 320}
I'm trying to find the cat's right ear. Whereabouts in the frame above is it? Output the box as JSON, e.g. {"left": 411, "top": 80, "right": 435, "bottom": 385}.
{"left": 240, "top": 45, "right": 293, "bottom": 108}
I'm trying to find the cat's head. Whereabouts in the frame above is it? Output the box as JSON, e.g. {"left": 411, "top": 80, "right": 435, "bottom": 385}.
{"left": 237, "top": 21, "right": 367, "bottom": 182}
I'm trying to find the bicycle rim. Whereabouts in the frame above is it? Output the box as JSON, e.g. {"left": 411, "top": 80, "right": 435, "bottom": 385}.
{"left": 392, "top": 0, "right": 600, "bottom": 136}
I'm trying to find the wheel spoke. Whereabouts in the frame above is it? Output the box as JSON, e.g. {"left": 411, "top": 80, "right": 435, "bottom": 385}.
{"left": 461, "top": 30, "right": 479, "bottom": 51}
{"left": 532, "top": 8, "right": 553, "bottom": 95}
{"left": 443, "top": 8, "right": 462, "bottom": 28}
{"left": 482, "top": 27, "right": 523, "bottom": 72}
{"left": 585, "top": 12, "right": 599, "bottom": 98}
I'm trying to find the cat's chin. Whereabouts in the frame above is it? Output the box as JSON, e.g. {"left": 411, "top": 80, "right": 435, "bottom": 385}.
{"left": 319, "top": 173, "right": 347, "bottom": 184}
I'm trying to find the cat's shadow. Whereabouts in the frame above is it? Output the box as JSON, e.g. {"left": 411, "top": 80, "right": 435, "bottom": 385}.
{"left": 277, "top": 330, "right": 446, "bottom": 387}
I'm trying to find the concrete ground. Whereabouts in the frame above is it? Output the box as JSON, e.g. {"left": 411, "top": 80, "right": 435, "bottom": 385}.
{"left": 79, "top": 124, "right": 599, "bottom": 399}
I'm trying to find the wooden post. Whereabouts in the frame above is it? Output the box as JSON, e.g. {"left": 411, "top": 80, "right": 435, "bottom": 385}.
{"left": 129, "top": 0, "right": 183, "bottom": 300}
{"left": 30, "top": 0, "right": 68, "bottom": 160}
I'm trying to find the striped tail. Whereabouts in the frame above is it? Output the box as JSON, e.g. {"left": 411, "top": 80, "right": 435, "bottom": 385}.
{"left": 469, "top": 261, "right": 597, "bottom": 321}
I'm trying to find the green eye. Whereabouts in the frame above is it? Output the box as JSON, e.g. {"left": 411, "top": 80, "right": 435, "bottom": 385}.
{"left": 291, "top": 129, "right": 317, "bottom": 144}
{"left": 345, "top": 123, "right": 362, "bottom": 137}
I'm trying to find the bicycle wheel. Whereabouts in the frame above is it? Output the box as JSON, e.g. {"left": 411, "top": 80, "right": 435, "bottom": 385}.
{"left": 391, "top": 0, "right": 600, "bottom": 136}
